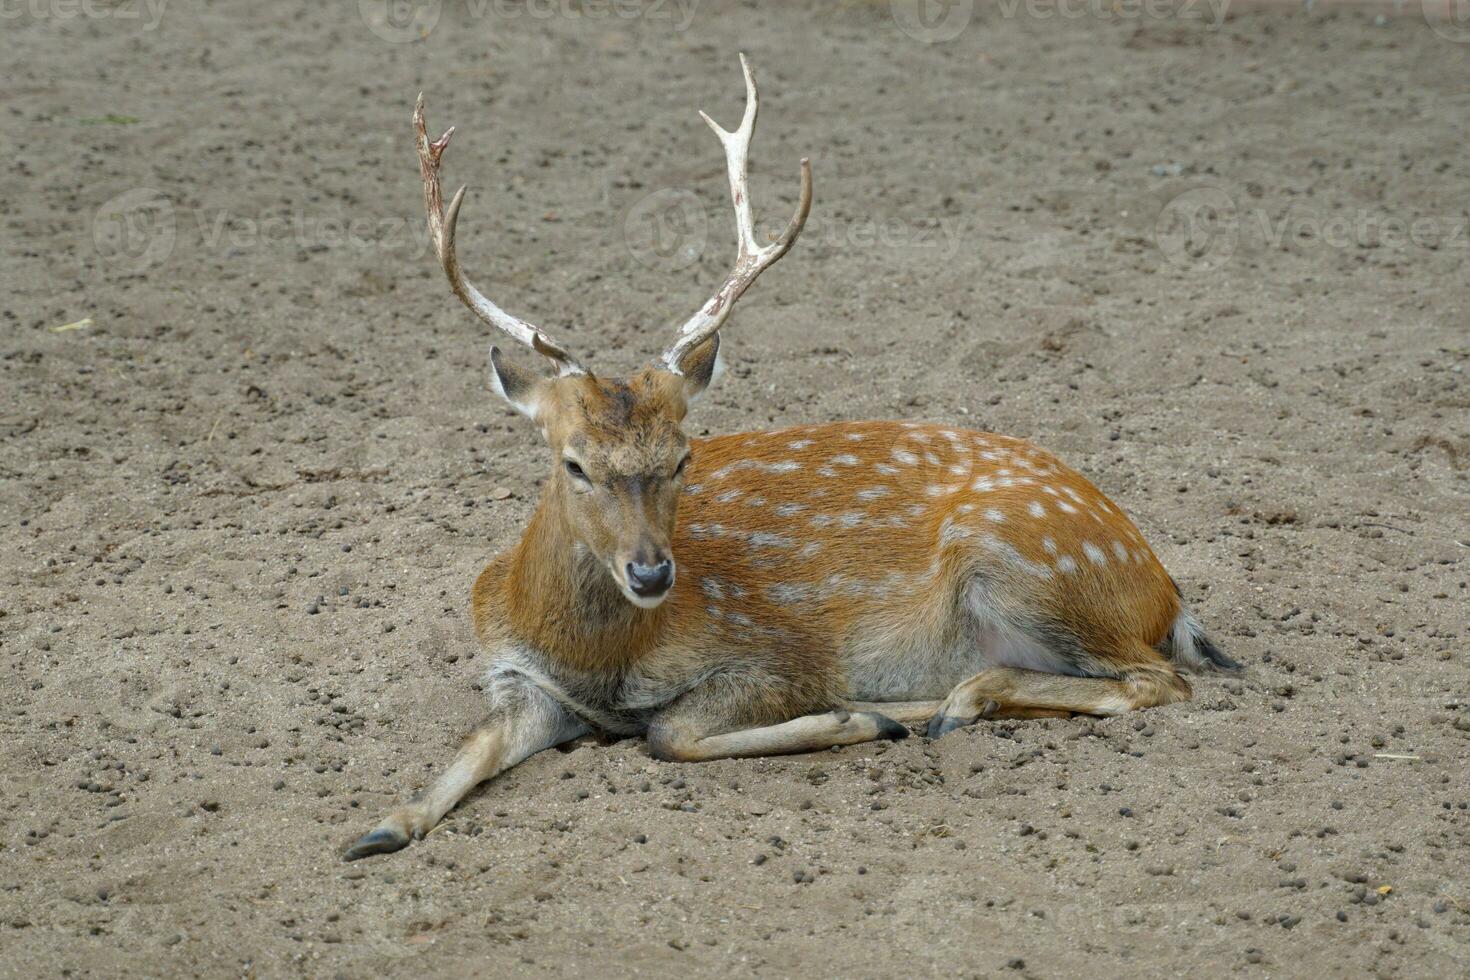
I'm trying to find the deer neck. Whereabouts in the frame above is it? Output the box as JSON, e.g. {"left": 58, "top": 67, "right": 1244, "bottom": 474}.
{"left": 501, "top": 494, "right": 668, "bottom": 670}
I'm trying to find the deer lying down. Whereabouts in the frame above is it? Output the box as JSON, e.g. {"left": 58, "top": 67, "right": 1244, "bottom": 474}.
{"left": 344, "top": 55, "right": 1238, "bottom": 861}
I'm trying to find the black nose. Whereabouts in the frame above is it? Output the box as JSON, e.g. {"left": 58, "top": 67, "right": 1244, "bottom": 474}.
{"left": 626, "top": 560, "right": 674, "bottom": 596}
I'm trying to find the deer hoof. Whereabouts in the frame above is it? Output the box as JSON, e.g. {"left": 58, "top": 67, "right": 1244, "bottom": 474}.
{"left": 343, "top": 827, "right": 410, "bottom": 861}
{"left": 866, "top": 712, "right": 910, "bottom": 741}
{"left": 925, "top": 712, "right": 971, "bottom": 740}
{"left": 927, "top": 697, "right": 1002, "bottom": 739}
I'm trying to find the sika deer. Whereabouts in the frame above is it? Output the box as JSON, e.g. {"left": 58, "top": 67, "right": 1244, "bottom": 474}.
{"left": 344, "top": 55, "right": 1238, "bottom": 860}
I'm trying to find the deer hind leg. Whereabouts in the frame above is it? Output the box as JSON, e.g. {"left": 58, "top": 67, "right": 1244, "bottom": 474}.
{"left": 846, "top": 700, "right": 946, "bottom": 725}
{"left": 646, "top": 674, "right": 908, "bottom": 763}
{"left": 926, "top": 660, "right": 1191, "bottom": 739}
{"left": 344, "top": 678, "right": 588, "bottom": 861}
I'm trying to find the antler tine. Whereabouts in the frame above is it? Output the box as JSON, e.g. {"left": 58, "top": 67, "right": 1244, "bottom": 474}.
{"left": 414, "top": 94, "right": 585, "bottom": 375}
{"left": 662, "top": 54, "right": 814, "bottom": 375}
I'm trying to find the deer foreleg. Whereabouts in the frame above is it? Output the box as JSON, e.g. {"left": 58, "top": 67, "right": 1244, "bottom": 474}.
{"left": 344, "top": 679, "right": 587, "bottom": 860}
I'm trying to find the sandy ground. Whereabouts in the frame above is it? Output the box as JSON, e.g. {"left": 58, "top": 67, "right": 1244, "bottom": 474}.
{"left": 2, "top": 1, "right": 1468, "bottom": 977}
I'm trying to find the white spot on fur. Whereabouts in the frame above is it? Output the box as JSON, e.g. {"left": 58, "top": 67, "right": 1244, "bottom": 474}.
{"left": 774, "top": 502, "right": 807, "bottom": 517}
{"left": 979, "top": 534, "right": 1053, "bottom": 580}
{"left": 1056, "top": 555, "right": 1078, "bottom": 574}
{"left": 1028, "top": 501, "right": 1046, "bottom": 518}
{"left": 1112, "top": 540, "right": 1129, "bottom": 561}
{"left": 1042, "top": 485, "right": 1059, "bottom": 497}
{"left": 875, "top": 463, "right": 900, "bottom": 476}
{"left": 972, "top": 477, "right": 995, "bottom": 492}
{"left": 818, "top": 466, "right": 837, "bottom": 478}
{"left": 846, "top": 432, "right": 867, "bottom": 441}
{"left": 985, "top": 508, "right": 1006, "bottom": 523}
{"left": 701, "top": 577, "right": 748, "bottom": 601}
{"left": 1058, "top": 501, "right": 1078, "bottom": 514}
{"left": 799, "top": 541, "right": 823, "bottom": 558}
{"left": 1083, "top": 541, "right": 1107, "bottom": 565}
{"left": 788, "top": 439, "right": 815, "bottom": 449}
{"left": 715, "top": 489, "right": 743, "bottom": 503}
{"left": 939, "top": 519, "right": 973, "bottom": 545}
{"left": 766, "top": 583, "right": 809, "bottom": 605}
{"left": 1042, "top": 536, "right": 1057, "bottom": 555}
{"left": 748, "top": 531, "right": 795, "bottom": 549}
{"left": 856, "top": 486, "right": 890, "bottom": 501}
{"left": 830, "top": 454, "right": 860, "bottom": 467}
{"left": 893, "top": 449, "right": 919, "bottom": 466}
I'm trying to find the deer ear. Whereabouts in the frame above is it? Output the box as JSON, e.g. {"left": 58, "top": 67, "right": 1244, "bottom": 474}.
{"left": 489, "top": 346, "right": 548, "bottom": 422}
{"left": 675, "top": 333, "right": 725, "bottom": 405}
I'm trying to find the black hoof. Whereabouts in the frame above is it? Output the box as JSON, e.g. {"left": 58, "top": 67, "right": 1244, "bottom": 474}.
{"left": 926, "top": 713, "right": 972, "bottom": 740}
{"left": 343, "top": 827, "right": 409, "bottom": 861}
{"left": 867, "top": 712, "right": 910, "bottom": 741}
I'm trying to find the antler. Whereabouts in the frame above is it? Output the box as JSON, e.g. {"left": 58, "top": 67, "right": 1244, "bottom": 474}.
{"left": 414, "top": 94, "right": 586, "bottom": 375}
{"left": 661, "top": 54, "right": 813, "bottom": 374}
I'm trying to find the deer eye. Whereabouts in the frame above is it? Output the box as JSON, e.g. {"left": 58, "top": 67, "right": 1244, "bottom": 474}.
{"left": 564, "top": 459, "right": 589, "bottom": 483}
{"left": 673, "top": 454, "right": 691, "bottom": 479}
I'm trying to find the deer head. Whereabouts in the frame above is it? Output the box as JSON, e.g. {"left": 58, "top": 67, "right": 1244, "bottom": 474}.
{"left": 415, "top": 55, "right": 812, "bottom": 608}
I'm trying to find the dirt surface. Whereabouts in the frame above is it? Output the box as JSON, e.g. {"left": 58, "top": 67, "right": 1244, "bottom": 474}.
{"left": 2, "top": 1, "right": 1468, "bottom": 976}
